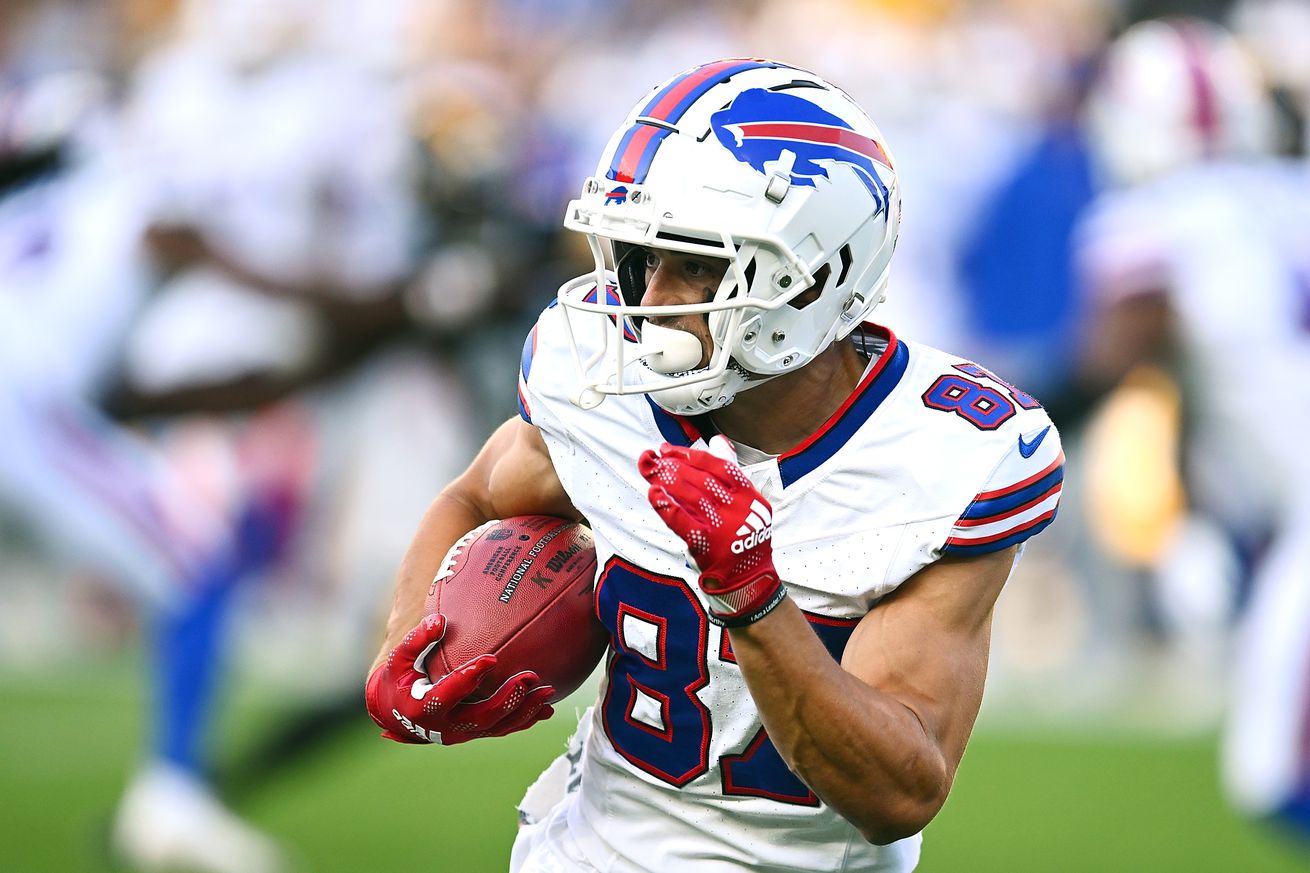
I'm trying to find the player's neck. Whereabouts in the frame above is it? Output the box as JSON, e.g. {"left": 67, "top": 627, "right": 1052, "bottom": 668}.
{"left": 711, "top": 339, "right": 870, "bottom": 455}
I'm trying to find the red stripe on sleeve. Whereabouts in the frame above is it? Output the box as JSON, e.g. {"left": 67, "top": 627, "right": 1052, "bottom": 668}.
{"left": 974, "top": 451, "right": 1064, "bottom": 501}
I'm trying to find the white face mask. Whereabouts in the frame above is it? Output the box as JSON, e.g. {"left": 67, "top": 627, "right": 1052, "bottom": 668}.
{"left": 554, "top": 60, "right": 901, "bottom": 414}
{"left": 555, "top": 267, "right": 767, "bottom": 415}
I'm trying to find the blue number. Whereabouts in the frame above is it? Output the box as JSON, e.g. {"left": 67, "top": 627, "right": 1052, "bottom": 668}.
{"left": 597, "top": 557, "right": 860, "bottom": 802}
{"left": 953, "top": 362, "right": 1041, "bottom": 409}
{"left": 922, "top": 375, "right": 1015, "bottom": 430}
{"left": 597, "top": 558, "right": 711, "bottom": 786}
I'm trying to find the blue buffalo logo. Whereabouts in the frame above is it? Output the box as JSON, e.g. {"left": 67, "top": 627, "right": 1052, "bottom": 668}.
{"left": 604, "top": 184, "right": 629, "bottom": 205}
{"left": 711, "top": 89, "right": 891, "bottom": 216}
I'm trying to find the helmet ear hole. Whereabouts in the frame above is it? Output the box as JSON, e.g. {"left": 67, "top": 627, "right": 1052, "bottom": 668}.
{"left": 836, "top": 244, "right": 853, "bottom": 288}
{"left": 732, "top": 258, "right": 757, "bottom": 300}
{"left": 787, "top": 263, "right": 830, "bottom": 310}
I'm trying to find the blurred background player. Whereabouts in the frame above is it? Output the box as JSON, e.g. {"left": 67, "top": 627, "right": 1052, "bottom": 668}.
{"left": 1073, "top": 14, "right": 1310, "bottom": 843}
{"left": 2, "top": 0, "right": 484, "bottom": 870}
{"left": 0, "top": 62, "right": 285, "bottom": 873}
{"left": 110, "top": 0, "right": 494, "bottom": 861}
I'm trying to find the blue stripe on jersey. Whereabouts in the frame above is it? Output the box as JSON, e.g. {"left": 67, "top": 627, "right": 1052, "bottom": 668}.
{"left": 941, "top": 513, "right": 1058, "bottom": 556}
{"left": 520, "top": 325, "right": 538, "bottom": 382}
{"left": 778, "top": 337, "right": 909, "bottom": 488}
{"left": 958, "top": 466, "right": 1064, "bottom": 521}
{"left": 517, "top": 325, "right": 537, "bottom": 424}
{"left": 647, "top": 397, "right": 697, "bottom": 447}
{"left": 517, "top": 384, "right": 531, "bottom": 424}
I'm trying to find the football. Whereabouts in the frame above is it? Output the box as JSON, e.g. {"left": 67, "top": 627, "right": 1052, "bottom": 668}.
{"left": 424, "top": 515, "right": 607, "bottom": 703}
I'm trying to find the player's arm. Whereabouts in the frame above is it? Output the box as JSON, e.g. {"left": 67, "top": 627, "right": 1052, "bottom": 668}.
{"left": 728, "top": 547, "right": 1013, "bottom": 844}
{"left": 365, "top": 416, "right": 580, "bottom": 745}
{"left": 640, "top": 437, "right": 1020, "bottom": 842}
{"left": 371, "top": 415, "right": 580, "bottom": 671}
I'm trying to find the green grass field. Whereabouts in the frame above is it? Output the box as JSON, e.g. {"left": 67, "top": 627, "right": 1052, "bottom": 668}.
{"left": 1, "top": 657, "right": 1306, "bottom": 873}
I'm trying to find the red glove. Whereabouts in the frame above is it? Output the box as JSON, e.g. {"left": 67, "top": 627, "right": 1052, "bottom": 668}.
{"left": 638, "top": 436, "right": 787, "bottom": 627}
{"left": 365, "top": 613, "right": 555, "bottom": 745}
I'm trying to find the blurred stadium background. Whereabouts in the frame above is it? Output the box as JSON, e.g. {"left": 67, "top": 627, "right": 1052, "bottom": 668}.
{"left": 2, "top": 0, "right": 1309, "bottom": 870}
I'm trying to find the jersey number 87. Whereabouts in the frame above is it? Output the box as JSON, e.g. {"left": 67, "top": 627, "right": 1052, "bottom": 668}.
{"left": 596, "top": 557, "right": 855, "bottom": 805}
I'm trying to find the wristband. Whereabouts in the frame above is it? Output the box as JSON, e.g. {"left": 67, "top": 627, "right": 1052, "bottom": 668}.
{"left": 706, "top": 583, "right": 789, "bottom": 628}
{"left": 702, "top": 568, "right": 786, "bottom": 625}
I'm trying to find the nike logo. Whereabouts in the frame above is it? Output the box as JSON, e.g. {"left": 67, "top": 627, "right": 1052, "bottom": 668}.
{"left": 1018, "top": 425, "right": 1051, "bottom": 459}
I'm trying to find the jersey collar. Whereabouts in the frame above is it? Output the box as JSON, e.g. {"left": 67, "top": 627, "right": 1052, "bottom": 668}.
{"left": 646, "top": 325, "right": 909, "bottom": 488}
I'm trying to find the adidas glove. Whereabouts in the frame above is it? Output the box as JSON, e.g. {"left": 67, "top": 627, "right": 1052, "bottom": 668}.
{"left": 638, "top": 436, "right": 786, "bottom": 627}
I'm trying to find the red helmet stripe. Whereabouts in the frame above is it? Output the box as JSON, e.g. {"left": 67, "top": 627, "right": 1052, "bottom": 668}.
{"left": 729, "top": 121, "right": 892, "bottom": 169}
{"left": 1174, "top": 22, "right": 1220, "bottom": 156}
{"left": 608, "top": 59, "right": 781, "bottom": 184}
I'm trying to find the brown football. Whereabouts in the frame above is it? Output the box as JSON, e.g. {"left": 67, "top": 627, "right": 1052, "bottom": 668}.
{"left": 424, "top": 515, "right": 607, "bottom": 702}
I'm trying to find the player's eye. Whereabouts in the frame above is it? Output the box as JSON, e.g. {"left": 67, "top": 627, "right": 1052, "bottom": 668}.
{"left": 685, "top": 259, "right": 725, "bottom": 282}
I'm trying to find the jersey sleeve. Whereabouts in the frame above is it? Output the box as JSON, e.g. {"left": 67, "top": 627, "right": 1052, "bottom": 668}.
{"left": 941, "top": 418, "right": 1064, "bottom": 557}
{"left": 515, "top": 300, "right": 574, "bottom": 440}
{"left": 517, "top": 318, "right": 540, "bottom": 425}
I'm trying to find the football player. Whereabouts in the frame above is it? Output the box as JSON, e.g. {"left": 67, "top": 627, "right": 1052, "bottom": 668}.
{"left": 367, "top": 59, "right": 1063, "bottom": 872}
{"left": 1075, "top": 17, "right": 1310, "bottom": 842}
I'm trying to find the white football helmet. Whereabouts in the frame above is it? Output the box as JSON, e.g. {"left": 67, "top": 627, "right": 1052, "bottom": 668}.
{"left": 1084, "top": 18, "right": 1276, "bottom": 186}
{"left": 557, "top": 59, "right": 900, "bottom": 415}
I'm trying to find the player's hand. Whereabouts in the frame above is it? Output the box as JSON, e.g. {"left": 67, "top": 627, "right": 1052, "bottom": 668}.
{"left": 365, "top": 614, "right": 555, "bottom": 745}
{"left": 638, "top": 436, "right": 787, "bottom": 627}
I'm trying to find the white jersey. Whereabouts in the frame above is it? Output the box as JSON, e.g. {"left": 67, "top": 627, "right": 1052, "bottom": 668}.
{"left": 515, "top": 296, "right": 1063, "bottom": 872}
{"left": 124, "top": 43, "right": 420, "bottom": 290}
{"left": 0, "top": 160, "right": 151, "bottom": 395}
{"left": 1076, "top": 160, "right": 1310, "bottom": 526}
{"left": 117, "top": 42, "right": 423, "bottom": 391}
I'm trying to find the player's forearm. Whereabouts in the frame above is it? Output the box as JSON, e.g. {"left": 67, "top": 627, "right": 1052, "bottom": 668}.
{"left": 370, "top": 487, "right": 493, "bottom": 673}
{"left": 370, "top": 418, "right": 578, "bottom": 674}
{"left": 729, "top": 601, "right": 951, "bottom": 844}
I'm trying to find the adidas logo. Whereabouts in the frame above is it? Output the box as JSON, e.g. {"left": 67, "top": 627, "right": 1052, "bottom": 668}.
{"left": 731, "top": 500, "right": 773, "bottom": 554}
